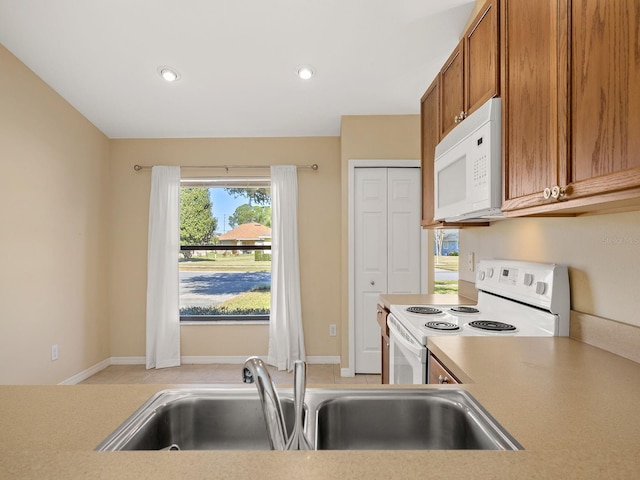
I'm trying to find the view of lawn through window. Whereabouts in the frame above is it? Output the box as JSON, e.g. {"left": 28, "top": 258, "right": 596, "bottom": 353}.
{"left": 179, "top": 181, "right": 271, "bottom": 321}
{"left": 434, "top": 229, "right": 459, "bottom": 294}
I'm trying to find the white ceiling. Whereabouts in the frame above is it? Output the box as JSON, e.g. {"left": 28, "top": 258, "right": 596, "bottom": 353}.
{"left": 0, "top": 0, "right": 475, "bottom": 138}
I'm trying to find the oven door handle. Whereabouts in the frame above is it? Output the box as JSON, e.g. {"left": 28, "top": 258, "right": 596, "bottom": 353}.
{"left": 387, "top": 314, "right": 427, "bottom": 361}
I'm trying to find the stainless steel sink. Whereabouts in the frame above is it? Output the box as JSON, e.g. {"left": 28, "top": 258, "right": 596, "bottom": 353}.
{"left": 97, "top": 389, "right": 297, "bottom": 451}
{"left": 97, "top": 387, "right": 522, "bottom": 451}
{"left": 313, "top": 390, "right": 521, "bottom": 450}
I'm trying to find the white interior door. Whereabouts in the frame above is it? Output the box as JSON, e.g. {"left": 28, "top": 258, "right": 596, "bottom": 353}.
{"left": 354, "top": 167, "right": 421, "bottom": 374}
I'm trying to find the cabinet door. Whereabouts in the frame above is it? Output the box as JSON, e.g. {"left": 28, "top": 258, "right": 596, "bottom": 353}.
{"left": 440, "top": 41, "right": 465, "bottom": 138}
{"left": 501, "top": 0, "right": 570, "bottom": 212}
{"left": 568, "top": 0, "right": 640, "bottom": 200}
{"left": 465, "top": 0, "right": 500, "bottom": 115}
{"left": 376, "top": 305, "right": 390, "bottom": 384}
{"left": 421, "top": 77, "right": 440, "bottom": 227}
{"left": 428, "top": 354, "right": 461, "bottom": 385}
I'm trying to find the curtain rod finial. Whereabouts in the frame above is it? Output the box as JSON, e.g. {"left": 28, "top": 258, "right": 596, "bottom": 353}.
{"left": 134, "top": 164, "right": 142, "bottom": 171}
{"left": 311, "top": 164, "right": 318, "bottom": 170}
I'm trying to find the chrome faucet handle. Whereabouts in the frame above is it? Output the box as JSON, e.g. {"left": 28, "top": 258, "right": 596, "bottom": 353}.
{"left": 242, "top": 356, "right": 288, "bottom": 450}
{"left": 285, "top": 360, "right": 312, "bottom": 450}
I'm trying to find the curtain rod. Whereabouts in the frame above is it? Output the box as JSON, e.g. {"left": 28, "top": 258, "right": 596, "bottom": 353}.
{"left": 133, "top": 163, "right": 318, "bottom": 172}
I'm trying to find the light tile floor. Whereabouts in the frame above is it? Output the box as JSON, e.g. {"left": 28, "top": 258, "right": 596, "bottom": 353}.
{"left": 80, "top": 363, "right": 381, "bottom": 386}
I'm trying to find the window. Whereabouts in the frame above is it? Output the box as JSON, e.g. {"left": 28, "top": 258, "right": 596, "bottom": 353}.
{"left": 433, "top": 229, "right": 459, "bottom": 294}
{"left": 179, "top": 178, "right": 271, "bottom": 323}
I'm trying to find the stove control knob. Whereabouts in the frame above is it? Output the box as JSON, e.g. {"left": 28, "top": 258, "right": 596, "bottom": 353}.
{"left": 487, "top": 267, "right": 494, "bottom": 278}
{"left": 535, "top": 281, "right": 547, "bottom": 295}
{"left": 478, "top": 270, "right": 485, "bottom": 281}
{"left": 524, "top": 273, "right": 534, "bottom": 286}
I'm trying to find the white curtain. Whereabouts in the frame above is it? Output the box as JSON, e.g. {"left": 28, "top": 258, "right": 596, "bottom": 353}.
{"left": 145, "top": 166, "right": 181, "bottom": 369}
{"left": 268, "top": 165, "right": 306, "bottom": 370}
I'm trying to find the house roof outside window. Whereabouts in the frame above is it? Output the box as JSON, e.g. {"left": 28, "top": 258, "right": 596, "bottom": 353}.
{"left": 218, "top": 223, "right": 272, "bottom": 243}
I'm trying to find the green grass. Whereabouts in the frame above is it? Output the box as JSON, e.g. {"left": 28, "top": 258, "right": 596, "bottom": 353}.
{"left": 434, "top": 280, "right": 459, "bottom": 294}
{"left": 180, "top": 289, "right": 271, "bottom": 317}
{"left": 434, "top": 256, "right": 459, "bottom": 271}
{"left": 218, "top": 291, "right": 270, "bottom": 312}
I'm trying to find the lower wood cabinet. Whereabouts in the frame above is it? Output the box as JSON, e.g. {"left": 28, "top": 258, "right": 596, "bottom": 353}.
{"left": 376, "top": 304, "right": 390, "bottom": 384}
{"left": 428, "top": 353, "right": 461, "bottom": 385}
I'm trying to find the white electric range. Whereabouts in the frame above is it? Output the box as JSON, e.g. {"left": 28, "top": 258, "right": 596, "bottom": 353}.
{"left": 387, "top": 259, "right": 570, "bottom": 384}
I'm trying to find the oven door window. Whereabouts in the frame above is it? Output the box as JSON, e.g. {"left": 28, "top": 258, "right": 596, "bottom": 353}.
{"left": 389, "top": 331, "right": 426, "bottom": 384}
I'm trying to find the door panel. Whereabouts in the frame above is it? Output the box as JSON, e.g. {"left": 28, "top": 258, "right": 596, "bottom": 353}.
{"left": 388, "top": 168, "right": 422, "bottom": 294}
{"left": 354, "top": 169, "right": 387, "bottom": 374}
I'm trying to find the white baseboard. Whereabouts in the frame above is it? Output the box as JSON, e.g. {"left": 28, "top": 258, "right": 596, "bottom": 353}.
{"left": 58, "top": 358, "right": 111, "bottom": 385}
{"left": 181, "top": 356, "right": 250, "bottom": 364}
{"left": 306, "top": 356, "right": 340, "bottom": 365}
{"left": 111, "top": 356, "right": 146, "bottom": 365}
{"left": 341, "top": 367, "right": 355, "bottom": 377}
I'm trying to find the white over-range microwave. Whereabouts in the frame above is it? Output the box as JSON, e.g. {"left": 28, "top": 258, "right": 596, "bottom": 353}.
{"left": 434, "top": 97, "right": 502, "bottom": 222}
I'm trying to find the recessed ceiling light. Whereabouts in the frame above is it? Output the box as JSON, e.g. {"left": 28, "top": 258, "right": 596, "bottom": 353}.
{"left": 158, "top": 66, "right": 180, "bottom": 82}
{"left": 297, "top": 65, "right": 315, "bottom": 80}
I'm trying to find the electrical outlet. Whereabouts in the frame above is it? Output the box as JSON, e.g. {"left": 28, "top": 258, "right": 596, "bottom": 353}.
{"left": 467, "top": 252, "right": 475, "bottom": 272}
{"left": 51, "top": 344, "right": 59, "bottom": 361}
{"left": 329, "top": 324, "right": 337, "bottom": 337}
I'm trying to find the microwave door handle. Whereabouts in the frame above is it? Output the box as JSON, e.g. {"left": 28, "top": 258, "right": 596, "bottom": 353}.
{"left": 387, "top": 316, "right": 426, "bottom": 360}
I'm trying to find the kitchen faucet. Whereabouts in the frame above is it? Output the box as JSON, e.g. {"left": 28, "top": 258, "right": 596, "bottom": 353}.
{"left": 242, "top": 356, "right": 311, "bottom": 450}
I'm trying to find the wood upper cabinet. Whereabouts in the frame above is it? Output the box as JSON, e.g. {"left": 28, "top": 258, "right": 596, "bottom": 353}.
{"left": 501, "top": 0, "right": 569, "bottom": 212}
{"left": 440, "top": 41, "right": 465, "bottom": 138}
{"left": 568, "top": 0, "right": 640, "bottom": 202}
{"left": 503, "top": 0, "right": 640, "bottom": 215}
{"left": 421, "top": 77, "right": 440, "bottom": 227}
{"left": 440, "top": 0, "right": 499, "bottom": 139}
{"left": 465, "top": 0, "right": 500, "bottom": 114}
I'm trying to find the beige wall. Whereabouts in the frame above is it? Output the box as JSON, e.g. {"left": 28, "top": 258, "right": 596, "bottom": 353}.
{"left": 339, "top": 115, "right": 421, "bottom": 369}
{"left": 108, "top": 137, "right": 341, "bottom": 360}
{"left": 460, "top": 212, "right": 640, "bottom": 328}
{"left": 0, "top": 45, "right": 111, "bottom": 384}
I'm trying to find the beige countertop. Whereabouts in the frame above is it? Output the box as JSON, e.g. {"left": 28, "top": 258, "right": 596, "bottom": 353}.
{"left": 379, "top": 293, "right": 475, "bottom": 310}
{"left": 2, "top": 337, "right": 640, "bottom": 479}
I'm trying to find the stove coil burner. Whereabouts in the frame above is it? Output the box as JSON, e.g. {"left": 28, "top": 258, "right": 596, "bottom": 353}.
{"left": 406, "top": 306, "right": 443, "bottom": 315}
{"left": 468, "top": 320, "right": 517, "bottom": 332}
{"left": 450, "top": 306, "right": 480, "bottom": 314}
{"left": 425, "top": 321, "right": 460, "bottom": 331}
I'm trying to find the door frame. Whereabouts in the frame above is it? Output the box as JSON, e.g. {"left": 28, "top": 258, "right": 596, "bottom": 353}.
{"left": 345, "top": 159, "right": 423, "bottom": 377}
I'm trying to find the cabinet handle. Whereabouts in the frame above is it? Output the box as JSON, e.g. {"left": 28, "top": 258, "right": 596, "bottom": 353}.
{"left": 454, "top": 115, "right": 459, "bottom": 124}
{"left": 543, "top": 186, "right": 567, "bottom": 201}
{"left": 460, "top": 110, "right": 466, "bottom": 120}
{"left": 370, "top": 280, "right": 375, "bottom": 286}
{"left": 438, "top": 374, "right": 450, "bottom": 384}
{"left": 551, "top": 186, "right": 566, "bottom": 199}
